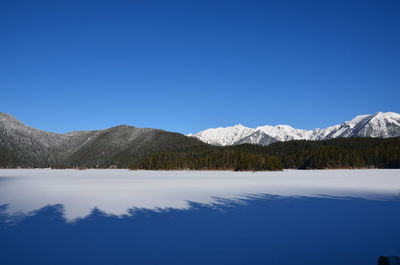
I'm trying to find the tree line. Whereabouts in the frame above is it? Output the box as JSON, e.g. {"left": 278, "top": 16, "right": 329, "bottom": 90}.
{"left": 130, "top": 137, "right": 400, "bottom": 171}
{"left": 130, "top": 149, "right": 283, "bottom": 171}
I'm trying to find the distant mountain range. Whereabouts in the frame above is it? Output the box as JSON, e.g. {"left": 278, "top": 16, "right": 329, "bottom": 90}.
{"left": 188, "top": 112, "right": 400, "bottom": 146}
{"left": 1, "top": 112, "right": 399, "bottom": 169}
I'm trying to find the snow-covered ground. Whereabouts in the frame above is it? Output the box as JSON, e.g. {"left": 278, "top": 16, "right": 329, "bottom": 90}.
{"left": 0, "top": 169, "right": 399, "bottom": 220}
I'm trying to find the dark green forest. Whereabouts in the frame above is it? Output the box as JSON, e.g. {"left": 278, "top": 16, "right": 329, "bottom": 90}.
{"left": 130, "top": 137, "right": 400, "bottom": 171}
{"left": 130, "top": 149, "right": 283, "bottom": 171}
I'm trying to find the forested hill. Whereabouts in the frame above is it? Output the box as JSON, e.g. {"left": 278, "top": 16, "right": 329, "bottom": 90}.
{"left": 130, "top": 137, "right": 400, "bottom": 170}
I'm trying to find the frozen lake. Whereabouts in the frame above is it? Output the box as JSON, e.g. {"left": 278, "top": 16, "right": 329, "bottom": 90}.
{"left": 0, "top": 169, "right": 399, "bottom": 220}
{"left": 1, "top": 169, "right": 399, "bottom": 265}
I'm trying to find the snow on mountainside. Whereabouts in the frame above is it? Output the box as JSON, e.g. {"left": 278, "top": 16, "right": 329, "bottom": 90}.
{"left": 236, "top": 130, "right": 278, "bottom": 146}
{"left": 188, "top": 112, "right": 400, "bottom": 146}
{"left": 325, "top": 112, "right": 400, "bottom": 139}
{"left": 187, "top": 124, "right": 255, "bottom": 146}
{"left": 256, "top": 125, "right": 315, "bottom": 141}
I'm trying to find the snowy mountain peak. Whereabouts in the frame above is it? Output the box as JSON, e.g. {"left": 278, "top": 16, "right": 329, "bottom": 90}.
{"left": 369, "top": 111, "right": 400, "bottom": 122}
{"left": 353, "top": 112, "right": 400, "bottom": 138}
{"left": 189, "top": 112, "right": 400, "bottom": 146}
{"left": 255, "top": 124, "right": 313, "bottom": 141}
{"left": 325, "top": 112, "right": 400, "bottom": 139}
{"left": 189, "top": 124, "right": 255, "bottom": 146}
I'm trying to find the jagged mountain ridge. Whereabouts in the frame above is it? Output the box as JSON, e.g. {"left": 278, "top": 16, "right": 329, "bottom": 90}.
{"left": 189, "top": 112, "right": 400, "bottom": 146}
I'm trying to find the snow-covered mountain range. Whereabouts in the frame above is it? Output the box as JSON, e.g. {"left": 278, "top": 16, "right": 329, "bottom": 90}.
{"left": 188, "top": 112, "right": 400, "bottom": 146}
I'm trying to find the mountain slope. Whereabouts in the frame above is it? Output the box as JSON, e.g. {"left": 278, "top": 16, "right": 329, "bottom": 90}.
{"left": 236, "top": 131, "right": 278, "bottom": 146}
{"left": 0, "top": 113, "right": 208, "bottom": 168}
{"left": 0, "top": 113, "right": 98, "bottom": 167}
{"left": 189, "top": 112, "right": 400, "bottom": 146}
{"left": 64, "top": 129, "right": 210, "bottom": 168}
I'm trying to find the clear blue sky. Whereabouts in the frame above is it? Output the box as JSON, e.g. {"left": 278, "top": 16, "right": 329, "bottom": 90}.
{"left": 1, "top": 0, "right": 399, "bottom": 134}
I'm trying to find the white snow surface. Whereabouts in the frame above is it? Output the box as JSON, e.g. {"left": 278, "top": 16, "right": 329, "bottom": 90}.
{"left": 0, "top": 169, "right": 399, "bottom": 221}
{"left": 189, "top": 112, "right": 400, "bottom": 146}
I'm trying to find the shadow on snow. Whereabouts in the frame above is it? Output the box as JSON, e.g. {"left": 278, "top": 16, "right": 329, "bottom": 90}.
{"left": 0, "top": 195, "right": 399, "bottom": 265}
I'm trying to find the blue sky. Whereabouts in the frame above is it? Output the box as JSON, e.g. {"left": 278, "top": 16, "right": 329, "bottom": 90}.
{"left": 1, "top": 0, "right": 399, "bottom": 134}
